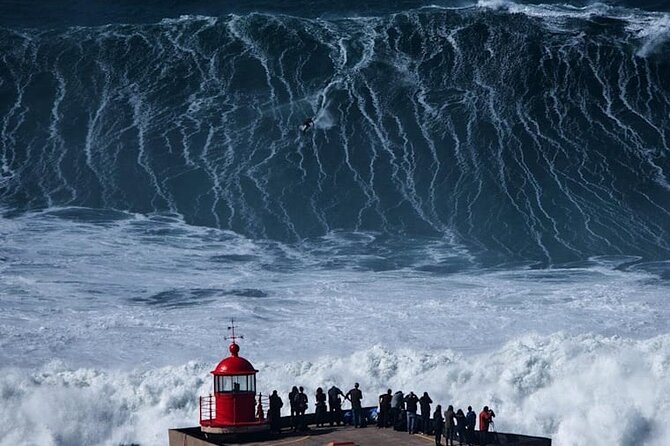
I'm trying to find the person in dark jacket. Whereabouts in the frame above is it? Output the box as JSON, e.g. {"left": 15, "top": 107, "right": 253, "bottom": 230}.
{"left": 269, "top": 390, "right": 283, "bottom": 434}
{"left": 294, "top": 386, "right": 309, "bottom": 431}
{"left": 378, "top": 389, "right": 392, "bottom": 428}
{"left": 345, "top": 383, "right": 363, "bottom": 428}
{"left": 288, "top": 386, "right": 299, "bottom": 431}
{"left": 328, "top": 385, "right": 345, "bottom": 426}
{"left": 300, "top": 117, "right": 315, "bottom": 133}
{"left": 419, "top": 392, "right": 433, "bottom": 434}
{"left": 455, "top": 408, "right": 467, "bottom": 445}
{"left": 315, "top": 387, "right": 327, "bottom": 427}
{"left": 465, "top": 406, "right": 476, "bottom": 446}
{"left": 444, "top": 405, "right": 456, "bottom": 446}
{"left": 404, "top": 391, "right": 420, "bottom": 434}
{"left": 433, "top": 405, "right": 444, "bottom": 446}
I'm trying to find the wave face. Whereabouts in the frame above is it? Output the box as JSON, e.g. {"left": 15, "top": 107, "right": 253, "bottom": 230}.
{"left": 1, "top": 3, "right": 670, "bottom": 265}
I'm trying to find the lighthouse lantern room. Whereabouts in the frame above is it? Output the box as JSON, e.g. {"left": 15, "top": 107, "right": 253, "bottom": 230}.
{"left": 199, "top": 320, "right": 269, "bottom": 434}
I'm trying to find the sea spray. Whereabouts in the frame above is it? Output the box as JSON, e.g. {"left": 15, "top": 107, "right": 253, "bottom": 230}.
{"left": 2, "top": 334, "right": 669, "bottom": 446}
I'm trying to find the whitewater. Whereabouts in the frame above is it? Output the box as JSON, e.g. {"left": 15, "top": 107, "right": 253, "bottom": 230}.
{"left": 1, "top": 0, "right": 670, "bottom": 445}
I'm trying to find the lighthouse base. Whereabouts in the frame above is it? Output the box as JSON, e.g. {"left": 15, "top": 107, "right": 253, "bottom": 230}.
{"left": 169, "top": 426, "right": 272, "bottom": 446}
{"left": 201, "top": 422, "right": 270, "bottom": 435}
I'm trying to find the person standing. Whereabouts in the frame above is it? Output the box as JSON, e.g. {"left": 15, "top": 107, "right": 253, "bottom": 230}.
{"left": 294, "top": 386, "right": 309, "bottom": 431}
{"left": 404, "top": 391, "right": 420, "bottom": 434}
{"left": 315, "top": 387, "right": 327, "bottom": 427}
{"left": 328, "top": 385, "right": 345, "bottom": 426}
{"left": 455, "top": 408, "right": 467, "bottom": 445}
{"left": 269, "top": 390, "right": 283, "bottom": 434}
{"left": 288, "top": 386, "right": 299, "bottom": 431}
{"left": 465, "top": 406, "right": 476, "bottom": 446}
{"left": 419, "top": 392, "right": 433, "bottom": 434}
{"left": 345, "top": 383, "right": 364, "bottom": 428}
{"left": 378, "top": 389, "right": 393, "bottom": 428}
{"left": 479, "top": 406, "right": 495, "bottom": 446}
{"left": 390, "top": 390, "right": 404, "bottom": 429}
{"left": 444, "top": 405, "right": 456, "bottom": 446}
{"left": 433, "top": 405, "right": 444, "bottom": 446}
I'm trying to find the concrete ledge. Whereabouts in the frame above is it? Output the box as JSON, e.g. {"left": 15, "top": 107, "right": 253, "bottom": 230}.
{"left": 169, "top": 425, "right": 551, "bottom": 446}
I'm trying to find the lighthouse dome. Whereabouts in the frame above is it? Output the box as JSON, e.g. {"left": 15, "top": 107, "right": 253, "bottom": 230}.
{"left": 211, "top": 343, "right": 258, "bottom": 375}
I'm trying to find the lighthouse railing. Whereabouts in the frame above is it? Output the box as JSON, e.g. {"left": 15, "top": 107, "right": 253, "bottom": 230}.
{"left": 199, "top": 394, "right": 214, "bottom": 423}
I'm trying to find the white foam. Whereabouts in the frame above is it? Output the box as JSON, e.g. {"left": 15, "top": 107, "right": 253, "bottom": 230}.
{"left": 476, "top": 0, "right": 514, "bottom": 11}
{"left": 1, "top": 209, "right": 669, "bottom": 369}
{"left": 626, "top": 13, "right": 670, "bottom": 56}
{"left": 2, "top": 334, "right": 670, "bottom": 445}
{"left": 475, "top": 0, "right": 614, "bottom": 17}
{"left": 315, "top": 103, "right": 337, "bottom": 130}
{"left": 159, "top": 15, "right": 218, "bottom": 25}
{"left": 0, "top": 361, "right": 209, "bottom": 446}
{"left": 472, "top": 0, "right": 670, "bottom": 58}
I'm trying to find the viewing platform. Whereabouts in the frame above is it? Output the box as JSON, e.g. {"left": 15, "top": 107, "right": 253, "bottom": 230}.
{"left": 170, "top": 424, "right": 551, "bottom": 446}
{"left": 169, "top": 409, "right": 552, "bottom": 446}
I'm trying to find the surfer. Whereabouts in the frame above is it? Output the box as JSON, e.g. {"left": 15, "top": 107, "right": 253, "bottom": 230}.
{"left": 300, "top": 117, "right": 315, "bottom": 133}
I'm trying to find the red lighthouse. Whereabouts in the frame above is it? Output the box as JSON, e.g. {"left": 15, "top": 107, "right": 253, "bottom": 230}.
{"left": 199, "top": 320, "right": 269, "bottom": 434}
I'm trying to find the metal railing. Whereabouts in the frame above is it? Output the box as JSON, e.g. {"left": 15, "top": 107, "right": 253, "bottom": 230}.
{"left": 199, "top": 394, "right": 214, "bottom": 423}
{"left": 199, "top": 393, "right": 268, "bottom": 423}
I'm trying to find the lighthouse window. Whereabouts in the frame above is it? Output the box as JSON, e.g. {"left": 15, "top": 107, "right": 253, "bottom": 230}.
{"left": 214, "top": 375, "right": 255, "bottom": 393}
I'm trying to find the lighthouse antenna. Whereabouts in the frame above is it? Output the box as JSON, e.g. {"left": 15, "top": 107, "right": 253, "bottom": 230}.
{"left": 225, "top": 318, "right": 244, "bottom": 344}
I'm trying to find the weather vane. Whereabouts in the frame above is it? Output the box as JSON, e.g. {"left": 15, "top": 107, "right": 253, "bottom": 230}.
{"left": 225, "top": 318, "right": 244, "bottom": 344}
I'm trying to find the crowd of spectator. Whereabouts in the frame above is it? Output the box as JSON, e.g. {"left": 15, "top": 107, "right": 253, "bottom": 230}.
{"left": 268, "top": 383, "right": 497, "bottom": 445}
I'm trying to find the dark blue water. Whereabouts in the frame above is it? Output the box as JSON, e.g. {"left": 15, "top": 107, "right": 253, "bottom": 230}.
{"left": 1, "top": 0, "right": 669, "bottom": 265}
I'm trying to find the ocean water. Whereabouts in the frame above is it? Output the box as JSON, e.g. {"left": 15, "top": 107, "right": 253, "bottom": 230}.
{"left": 1, "top": 0, "right": 670, "bottom": 445}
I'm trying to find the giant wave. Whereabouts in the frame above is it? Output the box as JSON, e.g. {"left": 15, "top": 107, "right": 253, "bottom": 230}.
{"left": 1, "top": 2, "right": 669, "bottom": 264}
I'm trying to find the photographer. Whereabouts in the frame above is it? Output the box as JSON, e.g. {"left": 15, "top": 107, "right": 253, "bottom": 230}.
{"left": 478, "top": 406, "right": 496, "bottom": 446}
